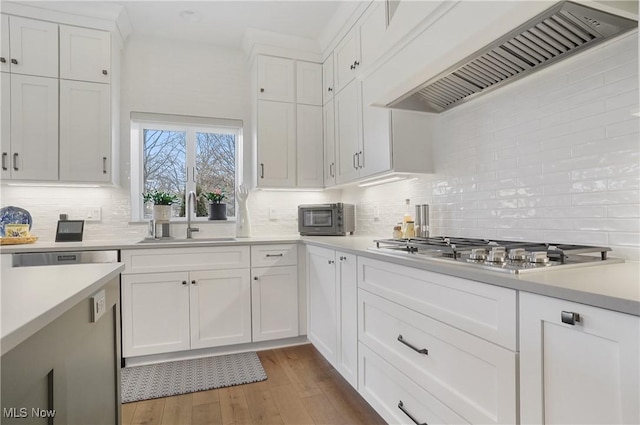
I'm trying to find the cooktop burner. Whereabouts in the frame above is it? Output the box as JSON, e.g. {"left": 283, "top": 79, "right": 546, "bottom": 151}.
{"left": 370, "top": 236, "right": 622, "bottom": 274}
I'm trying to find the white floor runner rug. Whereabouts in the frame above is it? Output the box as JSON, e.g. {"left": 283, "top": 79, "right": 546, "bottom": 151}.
{"left": 121, "top": 352, "right": 267, "bottom": 403}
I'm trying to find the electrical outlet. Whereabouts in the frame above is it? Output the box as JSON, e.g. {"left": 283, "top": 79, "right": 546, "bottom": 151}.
{"left": 269, "top": 207, "right": 277, "bottom": 221}
{"left": 91, "top": 289, "right": 106, "bottom": 322}
{"left": 85, "top": 206, "right": 102, "bottom": 222}
{"left": 373, "top": 204, "right": 380, "bottom": 221}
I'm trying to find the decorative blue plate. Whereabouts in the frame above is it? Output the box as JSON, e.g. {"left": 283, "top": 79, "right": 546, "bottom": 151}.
{"left": 0, "top": 206, "right": 33, "bottom": 237}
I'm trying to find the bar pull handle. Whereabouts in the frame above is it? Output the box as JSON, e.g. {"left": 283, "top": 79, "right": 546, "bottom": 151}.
{"left": 398, "top": 401, "right": 427, "bottom": 425}
{"left": 265, "top": 253, "right": 283, "bottom": 257}
{"left": 102, "top": 157, "right": 107, "bottom": 174}
{"left": 13, "top": 153, "right": 18, "bottom": 171}
{"left": 330, "top": 162, "right": 335, "bottom": 177}
{"left": 353, "top": 153, "right": 357, "bottom": 170}
{"left": 397, "top": 334, "right": 428, "bottom": 355}
{"left": 561, "top": 311, "right": 580, "bottom": 325}
{"left": 2, "top": 152, "right": 7, "bottom": 171}
{"left": 260, "top": 163, "right": 264, "bottom": 179}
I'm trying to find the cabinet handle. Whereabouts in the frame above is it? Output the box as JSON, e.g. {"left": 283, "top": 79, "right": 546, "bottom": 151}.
{"left": 561, "top": 311, "right": 580, "bottom": 325}
{"left": 397, "top": 334, "right": 428, "bottom": 355}
{"left": 102, "top": 157, "right": 107, "bottom": 174}
{"left": 350, "top": 64, "right": 356, "bottom": 70}
{"left": 328, "top": 260, "right": 334, "bottom": 264}
{"left": 266, "top": 253, "right": 283, "bottom": 257}
{"left": 182, "top": 280, "right": 188, "bottom": 285}
{"left": 254, "top": 276, "right": 258, "bottom": 280}
{"left": 327, "top": 87, "right": 333, "bottom": 92}
{"left": 2, "top": 153, "right": 7, "bottom": 171}
{"left": 329, "top": 162, "right": 335, "bottom": 178}
{"left": 10, "top": 58, "right": 17, "bottom": 65}
{"left": 260, "top": 88, "right": 265, "bottom": 93}
{"left": 398, "top": 401, "right": 427, "bottom": 425}
{"left": 191, "top": 280, "right": 196, "bottom": 285}
{"left": 102, "top": 69, "right": 108, "bottom": 75}
{"left": 358, "top": 151, "right": 363, "bottom": 168}
{"left": 260, "top": 163, "right": 264, "bottom": 179}
{"left": 352, "top": 153, "right": 357, "bottom": 170}
{"left": 12, "top": 153, "right": 18, "bottom": 171}
{"left": 0, "top": 57, "right": 5, "bottom": 63}
{"left": 339, "top": 256, "right": 346, "bottom": 261}
{"left": 354, "top": 60, "right": 360, "bottom": 67}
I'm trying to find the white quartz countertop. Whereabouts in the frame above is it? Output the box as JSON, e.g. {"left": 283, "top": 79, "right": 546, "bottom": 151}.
{"left": 1, "top": 262, "right": 125, "bottom": 355}
{"left": 302, "top": 236, "right": 640, "bottom": 316}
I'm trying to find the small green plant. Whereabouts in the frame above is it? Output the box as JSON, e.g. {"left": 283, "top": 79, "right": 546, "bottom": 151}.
{"left": 202, "top": 189, "right": 226, "bottom": 204}
{"left": 143, "top": 190, "right": 179, "bottom": 205}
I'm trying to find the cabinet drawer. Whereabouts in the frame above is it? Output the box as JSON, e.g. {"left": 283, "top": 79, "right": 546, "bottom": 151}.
{"left": 251, "top": 244, "right": 297, "bottom": 268}
{"left": 359, "top": 343, "right": 468, "bottom": 425}
{"left": 358, "top": 256, "right": 516, "bottom": 349}
{"left": 122, "top": 246, "right": 250, "bottom": 274}
{"left": 359, "top": 289, "right": 517, "bottom": 424}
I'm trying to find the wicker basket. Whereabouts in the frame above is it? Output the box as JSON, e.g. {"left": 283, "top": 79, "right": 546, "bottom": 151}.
{"left": 0, "top": 236, "right": 38, "bottom": 245}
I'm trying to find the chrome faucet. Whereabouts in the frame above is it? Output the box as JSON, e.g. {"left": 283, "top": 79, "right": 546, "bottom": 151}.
{"left": 186, "top": 190, "right": 199, "bottom": 239}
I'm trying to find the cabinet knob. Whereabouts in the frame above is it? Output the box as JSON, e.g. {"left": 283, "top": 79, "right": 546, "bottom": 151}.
{"left": 254, "top": 276, "right": 258, "bottom": 280}
{"left": 350, "top": 64, "right": 356, "bottom": 70}
{"left": 327, "top": 87, "right": 333, "bottom": 92}
{"left": 10, "top": 58, "right": 17, "bottom": 65}
{"left": 102, "top": 69, "right": 108, "bottom": 75}
{"left": 561, "top": 311, "right": 580, "bottom": 325}
{"left": 191, "top": 280, "right": 196, "bottom": 285}
{"left": 182, "top": 280, "right": 187, "bottom": 285}
{"left": 328, "top": 260, "right": 334, "bottom": 264}
{"left": 339, "top": 256, "right": 346, "bottom": 261}
{"left": 0, "top": 57, "right": 6, "bottom": 63}
{"left": 260, "top": 88, "right": 265, "bottom": 93}
{"left": 354, "top": 60, "right": 360, "bottom": 67}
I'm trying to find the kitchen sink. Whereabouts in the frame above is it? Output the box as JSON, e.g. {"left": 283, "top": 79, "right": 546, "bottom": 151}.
{"left": 136, "top": 237, "right": 237, "bottom": 244}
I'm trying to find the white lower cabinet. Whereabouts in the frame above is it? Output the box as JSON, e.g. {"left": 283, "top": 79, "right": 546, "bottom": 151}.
{"left": 122, "top": 269, "right": 251, "bottom": 357}
{"left": 251, "top": 265, "right": 298, "bottom": 342}
{"left": 519, "top": 292, "right": 640, "bottom": 425}
{"left": 306, "top": 245, "right": 358, "bottom": 388}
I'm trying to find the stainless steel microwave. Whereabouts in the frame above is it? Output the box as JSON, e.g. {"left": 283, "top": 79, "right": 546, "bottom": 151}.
{"left": 298, "top": 203, "right": 355, "bottom": 236}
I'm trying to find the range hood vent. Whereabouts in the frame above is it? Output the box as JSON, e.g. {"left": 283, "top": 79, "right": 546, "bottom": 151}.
{"left": 390, "top": 1, "right": 638, "bottom": 113}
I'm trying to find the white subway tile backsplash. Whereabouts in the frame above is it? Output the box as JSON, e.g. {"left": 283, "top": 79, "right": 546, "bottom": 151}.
{"left": 606, "top": 118, "right": 640, "bottom": 138}
{"left": 608, "top": 205, "right": 640, "bottom": 218}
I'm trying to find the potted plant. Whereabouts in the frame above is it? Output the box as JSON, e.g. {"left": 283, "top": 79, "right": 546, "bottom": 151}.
{"left": 143, "top": 190, "right": 179, "bottom": 222}
{"left": 202, "top": 189, "right": 227, "bottom": 220}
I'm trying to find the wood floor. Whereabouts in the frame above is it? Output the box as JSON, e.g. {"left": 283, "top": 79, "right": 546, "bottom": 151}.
{"left": 121, "top": 344, "right": 386, "bottom": 425}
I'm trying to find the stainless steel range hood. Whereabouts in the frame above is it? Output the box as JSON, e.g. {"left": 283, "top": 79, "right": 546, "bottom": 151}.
{"left": 389, "top": 1, "right": 638, "bottom": 113}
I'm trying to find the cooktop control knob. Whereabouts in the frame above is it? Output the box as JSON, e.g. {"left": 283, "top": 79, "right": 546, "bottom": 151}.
{"left": 469, "top": 248, "right": 487, "bottom": 260}
{"left": 508, "top": 248, "right": 527, "bottom": 261}
{"left": 487, "top": 247, "right": 506, "bottom": 262}
{"left": 528, "top": 251, "right": 549, "bottom": 264}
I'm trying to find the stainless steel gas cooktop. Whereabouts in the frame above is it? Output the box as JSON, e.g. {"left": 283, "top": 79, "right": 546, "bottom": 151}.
{"left": 370, "top": 236, "right": 623, "bottom": 274}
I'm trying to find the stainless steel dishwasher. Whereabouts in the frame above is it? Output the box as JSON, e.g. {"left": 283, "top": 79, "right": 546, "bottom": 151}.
{"left": 12, "top": 250, "right": 119, "bottom": 267}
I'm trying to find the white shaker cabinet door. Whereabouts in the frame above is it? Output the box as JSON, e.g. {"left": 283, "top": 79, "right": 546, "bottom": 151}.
{"left": 60, "top": 25, "right": 111, "bottom": 83}
{"left": 257, "top": 100, "right": 296, "bottom": 187}
{"left": 0, "top": 15, "right": 9, "bottom": 73}
{"left": 1, "top": 71, "right": 10, "bottom": 180}
{"left": 296, "top": 61, "right": 322, "bottom": 106}
{"left": 322, "top": 53, "right": 334, "bottom": 105}
{"left": 336, "top": 251, "right": 358, "bottom": 389}
{"left": 334, "top": 28, "right": 360, "bottom": 94}
{"left": 251, "top": 265, "right": 299, "bottom": 342}
{"left": 323, "top": 99, "right": 336, "bottom": 187}
{"left": 334, "top": 80, "right": 361, "bottom": 184}
{"left": 257, "top": 55, "right": 294, "bottom": 103}
{"left": 8, "top": 16, "right": 58, "bottom": 78}
{"left": 59, "top": 80, "right": 111, "bottom": 182}
{"left": 190, "top": 269, "right": 252, "bottom": 349}
{"left": 361, "top": 94, "right": 392, "bottom": 178}
{"left": 306, "top": 245, "right": 338, "bottom": 366}
{"left": 10, "top": 74, "right": 58, "bottom": 181}
{"left": 520, "top": 292, "right": 640, "bottom": 425}
{"left": 122, "top": 272, "right": 191, "bottom": 358}
{"left": 296, "top": 104, "right": 324, "bottom": 188}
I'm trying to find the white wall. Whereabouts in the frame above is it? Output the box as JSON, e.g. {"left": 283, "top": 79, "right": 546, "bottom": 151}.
{"left": 344, "top": 32, "right": 640, "bottom": 261}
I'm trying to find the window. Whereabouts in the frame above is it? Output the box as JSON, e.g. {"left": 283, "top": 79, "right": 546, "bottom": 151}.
{"left": 130, "top": 113, "right": 243, "bottom": 221}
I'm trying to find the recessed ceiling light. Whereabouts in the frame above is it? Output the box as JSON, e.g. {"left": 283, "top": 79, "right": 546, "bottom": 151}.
{"left": 180, "top": 10, "right": 201, "bottom": 23}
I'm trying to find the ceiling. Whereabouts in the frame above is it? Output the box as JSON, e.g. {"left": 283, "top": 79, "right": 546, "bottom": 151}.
{"left": 115, "top": 1, "right": 343, "bottom": 48}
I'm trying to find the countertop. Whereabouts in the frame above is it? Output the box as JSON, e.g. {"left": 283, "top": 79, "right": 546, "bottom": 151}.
{"left": 1, "top": 262, "right": 125, "bottom": 355}
{"left": 302, "top": 236, "right": 640, "bottom": 317}
{"left": 1, "top": 234, "right": 638, "bottom": 316}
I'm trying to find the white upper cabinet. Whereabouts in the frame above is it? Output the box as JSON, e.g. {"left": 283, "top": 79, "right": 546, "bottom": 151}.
{"left": 334, "top": 29, "right": 361, "bottom": 94}
{"left": 60, "top": 25, "right": 111, "bottom": 83}
{"left": 296, "top": 61, "right": 322, "bottom": 106}
{"left": 323, "top": 99, "right": 336, "bottom": 187}
{"left": 361, "top": 98, "right": 392, "bottom": 177}
{"left": 59, "top": 80, "right": 111, "bottom": 182}
{"left": 257, "top": 100, "right": 296, "bottom": 187}
{"left": 296, "top": 104, "right": 324, "bottom": 188}
{"left": 10, "top": 74, "right": 58, "bottom": 181}
{"left": 0, "top": 15, "right": 9, "bottom": 73}
{"left": 322, "top": 53, "right": 334, "bottom": 105}
{"left": 358, "top": 2, "right": 387, "bottom": 68}
{"left": 8, "top": 16, "right": 58, "bottom": 78}
{"left": 334, "top": 80, "right": 362, "bottom": 184}
{"left": 257, "top": 55, "right": 295, "bottom": 102}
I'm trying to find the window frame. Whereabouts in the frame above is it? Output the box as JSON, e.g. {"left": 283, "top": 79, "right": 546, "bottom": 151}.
{"left": 130, "top": 114, "right": 243, "bottom": 222}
